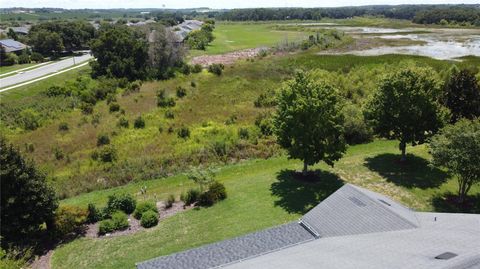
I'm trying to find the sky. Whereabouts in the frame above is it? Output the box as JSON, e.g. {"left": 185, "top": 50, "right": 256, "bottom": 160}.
{"left": 0, "top": 0, "right": 477, "bottom": 9}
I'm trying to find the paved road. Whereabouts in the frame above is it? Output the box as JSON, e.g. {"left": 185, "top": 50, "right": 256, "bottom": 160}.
{"left": 0, "top": 53, "right": 93, "bottom": 89}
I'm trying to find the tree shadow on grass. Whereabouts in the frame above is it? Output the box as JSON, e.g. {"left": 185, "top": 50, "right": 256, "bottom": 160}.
{"left": 270, "top": 169, "right": 344, "bottom": 215}
{"left": 432, "top": 193, "right": 480, "bottom": 214}
{"left": 365, "top": 153, "right": 448, "bottom": 189}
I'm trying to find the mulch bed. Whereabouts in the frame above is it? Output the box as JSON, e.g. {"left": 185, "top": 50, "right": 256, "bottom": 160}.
{"left": 86, "top": 201, "right": 194, "bottom": 239}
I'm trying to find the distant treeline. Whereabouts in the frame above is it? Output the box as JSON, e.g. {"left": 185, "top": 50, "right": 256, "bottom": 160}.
{"left": 212, "top": 5, "right": 480, "bottom": 25}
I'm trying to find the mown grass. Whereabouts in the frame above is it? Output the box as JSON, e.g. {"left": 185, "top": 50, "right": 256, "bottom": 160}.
{"left": 53, "top": 139, "right": 479, "bottom": 269}
{"left": 189, "top": 22, "right": 310, "bottom": 56}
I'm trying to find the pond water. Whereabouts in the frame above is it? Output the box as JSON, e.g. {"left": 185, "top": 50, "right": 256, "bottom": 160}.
{"left": 317, "top": 26, "right": 480, "bottom": 60}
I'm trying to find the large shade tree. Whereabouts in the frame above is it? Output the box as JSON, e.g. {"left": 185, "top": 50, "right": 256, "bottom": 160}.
{"left": 90, "top": 25, "right": 149, "bottom": 81}
{"left": 442, "top": 67, "right": 480, "bottom": 123}
{"left": 274, "top": 71, "right": 346, "bottom": 176}
{"left": 0, "top": 137, "right": 58, "bottom": 247}
{"left": 430, "top": 119, "right": 480, "bottom": 203}
{"left": 365, "top": 66, "right": 447, "bottom": 161}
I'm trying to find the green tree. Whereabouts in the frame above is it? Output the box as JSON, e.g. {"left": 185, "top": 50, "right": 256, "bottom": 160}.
{"left": 188, "top": 168, "right": 215, "bottom": 192}
{"left": 442, "top": 67, "right": 480, "bottom": 123}
{"left": 365, "top": 66, "right": 447, "bottom": 161}
{"left": 274, "top": 71, "right": 346, "bottom": 176}
{"left": 7, "top": 28, "right": 18, "bottom": 40}
{"left": 0, "top": 137, "right": 58, "bottom": 247}
{"left": 90, "top": 25, "right": 148, "bottom": 80}
{"left": 430, "top": 119, "right": 480, "bottom": 203}
{"left": 29, "top": 30, "right": 64, "bottom": 56}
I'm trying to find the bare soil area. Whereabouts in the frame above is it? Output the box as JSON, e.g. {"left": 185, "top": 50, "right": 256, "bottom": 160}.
{"left": 190, "top": 47, "right": 267, "bottom": 66}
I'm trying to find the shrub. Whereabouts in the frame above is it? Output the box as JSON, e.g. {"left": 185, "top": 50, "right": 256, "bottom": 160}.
{"left": 191, "top": 64, "right": 202, "bottom": 73}
{"left": 97, "top": 134, "right": 110, "bottom": 146}
{"left": 53, "top": 147, "right": 64, "bottom": 160}
{"left": 176, "top": 86, "right": 187, "bottom": 98}
{"left": 343, "top": 104, "right": 373, "bottom": 145}
{"left": 255, "top": 113, "right": 274, "bottom": 136}
{"left": 98, "top": 145, "right": 117, "bottom": 162}
{"left": 133, "top": 201, "right": 158, "bottom": 220}
{"left": 191, "top": 81, "right": 196, "bottom": 88}
{"left": 117, "top": 117, "right": 129, "bottom": 128}
{"left": 198, "top": 181, "right": 227, "bottom": 207}
{"left": 156, "top": 89, "right": 176, "bottom": 107}
{"left": 165, "top": 110, "right": 175, "bottom": 119}
{"left": 208, "top": 63, "right": 224, "bottom": 76}
{"left": 140, "top": 210, "right": 158, "bottom": 228}
{"left": 44, "top": 85, "right": 69, "bottom": 97}
{"left": 17, "top": 53, "right": 30, "bottom": 64}
{"left": 180, "top": 188, "right": 200, "bottom": 206}
{"left": 254, "top": 89, "right": 277, "bottom": 108}
{"left": 54, "top": 205, "right": 88, "bottom": 237}
{"left": 87, "top": 203, "right": 101, "bottom": 223}
{"left": 80, "top": 103, "right": 94, "bottom": 115}
{"left": 111, "top": 211, "right": 129, "bottom": 230}
{"left": 105, "top": 193, "right": 137, "bottom": 215}
{"left": 238, "top": 127, "right": 249, "bottom": 140}
{"left": 30, "top": 52, "right": 44, "bottom": 63}
{"left": 181, "top": 64, "right": 191, "bottom": 75}
{"left": 109, "top": 102, "right": 120, "bottom": 113}
{"left": 19, "top": 109, "right": 41, "bottom": 131}
{"left": 106, "top": 94, "right": 117, "bottom": 104}
{"left": 98, "top": 219, "right": 115, "bottom": 235}
{"left": 165, "top": 194, "right": 175, "bottom": 209}
{"left": 58, "top": 122, "right": 69, "bottom": 132}
{"left": 177, "top": 127, "right": 190, "bottom": 139}
{"left": 134, "top": 116, "right": 145, "bottom": 129}
{"left": 207, "top": 181, "right": 227, "bottom": 201}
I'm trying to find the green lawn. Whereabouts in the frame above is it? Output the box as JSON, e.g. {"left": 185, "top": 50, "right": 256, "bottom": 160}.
{"left": 53, "top": 139, "right": 479, "bottom": 269}
{"left": 190, "top": 22, "right": 309, "bottom": 56}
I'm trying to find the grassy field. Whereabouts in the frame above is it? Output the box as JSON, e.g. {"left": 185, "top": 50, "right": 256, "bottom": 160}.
{"left": 189, "top": 22, "right": 310, "bottom": 56}
{"left": 2, "top": 51, "right": 479, "bottom": 199}
{"left": 53, "top": 139, "right": 479, "bottom": 269}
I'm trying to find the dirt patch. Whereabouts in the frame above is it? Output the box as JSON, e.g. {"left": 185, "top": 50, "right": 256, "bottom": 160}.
{"left": 30, "top": 250, "right": 53, "bottom": 269}
{"left": 86, "top": 201, "right": 193, "bottom": 238}
{"left": 190, "top": 47, "right": 268, "bottom": 66}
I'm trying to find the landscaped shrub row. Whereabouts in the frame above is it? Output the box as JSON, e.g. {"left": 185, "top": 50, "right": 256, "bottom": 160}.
{"left": 180, "top": 181, "right": 227, "bottom": 207}
{"left": 98, "top": 211, "right": 129, "bottom": 235}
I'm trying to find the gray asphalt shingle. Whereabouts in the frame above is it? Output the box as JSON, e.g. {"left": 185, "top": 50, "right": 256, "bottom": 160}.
{"left": 136, "top": 222, "right": 315, "bottom": 269}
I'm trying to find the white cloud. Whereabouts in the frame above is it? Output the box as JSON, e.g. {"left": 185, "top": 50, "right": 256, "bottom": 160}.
{"left": 0, "top": 0, "right": 477, "bottom": 9}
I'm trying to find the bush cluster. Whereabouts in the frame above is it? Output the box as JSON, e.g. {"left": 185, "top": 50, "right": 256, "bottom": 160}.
{"left": 176, "top": 86, "right": 187, "bottom": 98}
{"left": 177, "top": 127, "right": 190, "bottom": 139}
{"left": 117, "top": 117, "right": 129, "bottom": 128}
{"left": 103, "top": 193, "right": 137, "bottom": 217}
{"left": 208, "top": 64, "right": 225, "bottom": 76}
{"left": 140, "top": 210, "right": 159, "bottom": 228}
{"left": 92, "top": 145, "right": 117, "bottom": 162}
{"left": 157, "top": 90, "right": 176, "bottom": 108}
{"left": 98, "top": 211, "right": 129, "bottom": 235}
{"left": 133, "top": 201, "right": 158, "bottom": 220}
{"left": 109, "top": 102, "right": 120, "bottom": 112}
{"left": 198, "top": 181, "right": 227, "bottom": 206}
{"left": 180, "top": 189, "right": 200, "bottom": 206}
{"left": 54, "top": 205, "right": 88, "bottom": 237}
{"left": 134, "top": 116, "right": 145, "bottom": 129}
{"left": 97, "top": 134, "right": 110, "bottom": 146}
{"left": 191, "top": 64, "right": 202, "bottom": 73}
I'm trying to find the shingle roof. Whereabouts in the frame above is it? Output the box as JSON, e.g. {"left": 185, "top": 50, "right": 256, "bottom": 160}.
{"left": 300, "top": 184, "right": 419, "bottom": 237}
{"left": 136, "top": 222, "right": 315, "bottom": 269}
{"left": 136, "top": 184, "right": 480, "bottom": 269}
{"left": 0, "top": 39, "right": 26, "bottom": 53}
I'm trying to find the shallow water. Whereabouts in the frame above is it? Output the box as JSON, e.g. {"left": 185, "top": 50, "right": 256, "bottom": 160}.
{"left": 317, "top": 26, "right": 480, "bottom": 60}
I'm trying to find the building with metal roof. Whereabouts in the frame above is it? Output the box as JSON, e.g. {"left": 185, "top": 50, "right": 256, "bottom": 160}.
{"left": 170, "top": 20, "right": 204, "bottom": 43}
{"left": 136, "top": 184, "right": 480, "bottom": 269}
{"left": 0, "top": 39, "right": 27, "bottom": 53}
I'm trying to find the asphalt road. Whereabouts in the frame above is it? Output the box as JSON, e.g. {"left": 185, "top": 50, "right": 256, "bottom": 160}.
{"left": 0, "top": 53, "right": 93, "bottom": 89}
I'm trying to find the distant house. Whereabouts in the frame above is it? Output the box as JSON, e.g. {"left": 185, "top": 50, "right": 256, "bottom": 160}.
{"left": 170, "top": 20, "right": 204, "bottom": 43}
{"left": 136, "top": 184, "right": 480, "bottom": 269}
{"left": 9, "top": 26, "right": 30, "bottom": 35}
{"left": 0, "top": 39, "right": 27, "bottom": 53}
